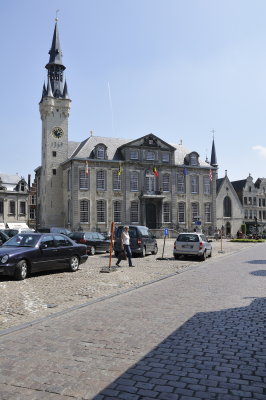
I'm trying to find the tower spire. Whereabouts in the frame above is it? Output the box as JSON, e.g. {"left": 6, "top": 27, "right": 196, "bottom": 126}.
{"left": 210, "top": 132, "right": 218, "bottom": 167}
{"left": 43, "top": 19, "right": 66, "bottom": 99}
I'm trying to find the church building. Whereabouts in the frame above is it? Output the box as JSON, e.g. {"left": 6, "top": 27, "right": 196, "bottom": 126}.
{"left": 36, "top": 20, "right": 218, "bottom": 236}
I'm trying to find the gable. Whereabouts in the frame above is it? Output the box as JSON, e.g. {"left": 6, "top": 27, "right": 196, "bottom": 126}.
{"left": 119, "top": 133, "right": 176, "bottom": 152}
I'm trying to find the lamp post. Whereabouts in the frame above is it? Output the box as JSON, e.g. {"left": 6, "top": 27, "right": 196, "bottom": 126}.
{"left": 218, "top": 224, "right": 225, "bottom": 253}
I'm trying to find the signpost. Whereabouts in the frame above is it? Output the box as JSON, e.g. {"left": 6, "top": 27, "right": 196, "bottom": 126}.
{"left": 156, "top": 228, "right": 169, "bottom": 260}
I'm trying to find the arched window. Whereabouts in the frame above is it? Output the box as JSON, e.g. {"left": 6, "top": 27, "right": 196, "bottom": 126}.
{"left": 223, "top": 196, "right": 232, "bottom": 217}
{"left": 96, "top": 145, "right": 105, "bottom": 159}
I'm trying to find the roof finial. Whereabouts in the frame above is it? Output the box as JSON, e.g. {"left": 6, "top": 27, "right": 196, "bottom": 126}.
{"left": 90, "top": 130, "right": 93, "bottom": 137}
{"left": 55, "top": 9, "right": 59, "bottom": 22}
{"left": 210, "top": 128, "right": 215, "bottom": 138}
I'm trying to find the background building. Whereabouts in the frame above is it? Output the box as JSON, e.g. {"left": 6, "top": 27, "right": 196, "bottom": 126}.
{"left": 35, "top": 21, "right": 218, "bottom": 236}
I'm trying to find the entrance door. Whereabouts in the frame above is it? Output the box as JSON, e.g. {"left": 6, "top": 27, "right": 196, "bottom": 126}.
{"left": 225, "top": 221, "right": 231, "bottom": 236}
{"left": 146, "top": 203, "right": 157, "bottom": 229}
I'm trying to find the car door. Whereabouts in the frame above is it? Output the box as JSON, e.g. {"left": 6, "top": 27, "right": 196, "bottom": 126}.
{"left": 35, "top": 235, "right": 58, "bottom": 272}
{"left": 54, "top": 234, "right": 74, "bottom": 267}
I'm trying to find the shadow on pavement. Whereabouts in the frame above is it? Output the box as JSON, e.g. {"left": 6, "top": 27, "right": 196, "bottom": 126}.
{"left": 250, "top": 270, "right": 266, "bottom": 276}
{"left": 93, "top": 297, "right": 266, "bottom": 400}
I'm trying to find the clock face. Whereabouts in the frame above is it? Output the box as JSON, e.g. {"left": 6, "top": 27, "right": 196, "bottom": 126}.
{"left": 52, "top": 127, "right": 64, "bottom": 139}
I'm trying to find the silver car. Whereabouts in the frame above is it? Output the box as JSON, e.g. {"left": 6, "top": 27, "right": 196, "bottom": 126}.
{"left": 173, "top": 232, "right": 212, "bottom": 261}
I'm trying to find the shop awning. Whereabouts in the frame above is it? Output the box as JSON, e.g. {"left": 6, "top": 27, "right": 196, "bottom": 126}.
{"left": 7, "top": 223, "right": 30, "bottom": 229}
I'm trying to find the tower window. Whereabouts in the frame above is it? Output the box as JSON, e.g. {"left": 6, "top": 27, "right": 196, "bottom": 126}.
{"left": 52, "top": 151, "right": 57, "bottom": 157}
{"left": 52, "top": 169, "right": 56, "bottom": 175}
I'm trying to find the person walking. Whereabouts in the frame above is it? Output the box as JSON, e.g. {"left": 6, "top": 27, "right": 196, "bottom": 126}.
{"left": 116, "top": 226, "right": 135, "bottom": 267}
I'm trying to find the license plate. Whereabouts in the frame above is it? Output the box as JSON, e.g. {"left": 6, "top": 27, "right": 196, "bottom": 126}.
{"left": 182, "top": 245, "right": 193, "bottom": 249}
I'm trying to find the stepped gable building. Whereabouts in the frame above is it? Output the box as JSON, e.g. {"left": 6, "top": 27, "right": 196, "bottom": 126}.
{"left": 0, "top": 173, "right": 29, "bottom": 229}
{"left": 231, "top": 175, "right": 266, "bottom": 235}
{"left": 36, "top": 20, "right": 218, "bottom": 235}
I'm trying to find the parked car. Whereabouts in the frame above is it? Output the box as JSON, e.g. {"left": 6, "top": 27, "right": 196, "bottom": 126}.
{"left": 0, "top": 230, "right": 10, "bottom": 246}
{"left": 37, "top": 227, "right": 71, "bottom": 235}
{"left": 173, "top": 232, "right": 212, "bottom": 261}
{"left": 3, "top": 228, "right": 34, "bottom": 238}
{"left": 68, "top": 231, "right": 110, "bottom": 255}
{"left": 113, "top": 225, "right": 158, "bottom": 257}
{"left": 0, "top": 233, "right": 88, "bottom": 280}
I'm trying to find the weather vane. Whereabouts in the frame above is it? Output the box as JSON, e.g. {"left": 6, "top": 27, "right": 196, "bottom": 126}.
{"left": 55, "top": 9, "right": 60, "bottom": 22}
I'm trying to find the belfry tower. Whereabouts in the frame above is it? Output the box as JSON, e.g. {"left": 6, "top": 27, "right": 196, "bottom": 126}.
{"left": 38, "top": 19, "right": 71, "bottom": 227}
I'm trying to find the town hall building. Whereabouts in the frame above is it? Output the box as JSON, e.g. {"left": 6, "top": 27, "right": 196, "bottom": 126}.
{"left": 36, "top": 20, "right": 218, "bottom": 236}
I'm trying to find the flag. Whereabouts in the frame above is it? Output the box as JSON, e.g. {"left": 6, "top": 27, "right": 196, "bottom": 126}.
{"left": 209, "top": 168, "right": 213, "bottom": 182}
{"left": 183, "top": 167, "right": 187, "bottom": 176}
{"left": 118, "top": 163, "right": 122, "bottom": 176}
{"left": 153, "top": 167, "right": 159, "bottom": 177}
{"left": 85, "top": 161, "right": 89, "bottom": 176}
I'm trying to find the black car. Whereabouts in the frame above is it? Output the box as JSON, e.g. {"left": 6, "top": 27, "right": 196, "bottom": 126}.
{"left": 68, "top": 231, "right": 110, "bottom": 255}
{"left": 0, "top": 230, "right": 9, "bottom": 246}
{"left": 113, "top": 225, "right": 158, "bottom": 257}
{"left": 0, "top": 233, "right": 88, "bottom": 280}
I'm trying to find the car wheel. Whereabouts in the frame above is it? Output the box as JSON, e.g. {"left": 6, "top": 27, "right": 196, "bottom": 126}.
{"left": 69, "top": 256, "right": 79, "bottom": 272}
{"left": 200, "top": 251, "right": 207, "bottom": 261}
{"left": 141, "top": 246, "right": 146, "bottom": 257}
{"left": 90, "top": 246, "right": 96, "bottom": 256}
{"left": 14, "top": 259, "right": 28, "bottom": 280}
{"left": 152, "top": 245, "right": 158, "bottom": 255}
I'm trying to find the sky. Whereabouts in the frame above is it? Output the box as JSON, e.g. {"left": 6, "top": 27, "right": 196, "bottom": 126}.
{"left": 1, "top": 0, "right": 266, "bottom": 182}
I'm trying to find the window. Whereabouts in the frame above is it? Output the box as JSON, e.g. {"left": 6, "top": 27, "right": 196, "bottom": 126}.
{"left": 145, "top": 171, "right": 155, "bottom": 192}
{"left": 20, "top": 201, "right": 26, "bottom": 215}
{"left": 177, "top": 174, "right": 185, "bottom": 194}
{"left": 130, "top": 201, "right": 139, "bottom": 223}
{"left": 163, "top": 202, "right": 170, "bottom": 222}
{"left": 253, "top": 197, "right": 256, "bottom": 205}
{"left": 223, "top": 196, "right": 232, "bottom": 217}
{"left": 203, "top": 176, "right": 210, "bottom": 195}
{"left": 130, "top": 150, "right": 139, "bottom": 160}
{"left": 9, "top": 201, "right": 15, "bottom": 215}
{"left": 162, "top": 153, "right": 170, "bottom": 162}
{"left": 97, "top": 200, "right": 106, "bottom": 222}
{"left": 52, "top": 169, "right": 56, "bottom": 175}
{"left": 52, "top": 151, "right": 57, "bottom": 157}
{"left": 263, "top": 199, "right": 266, "bottom": 207}
{"left": 96, "top": 170, "right": 106, "bottom": 190}
{"left": 97, "top": 145, "right": 105, "bottom": 159}
{"left": 190, "top": 176, "right": 199, "bottom": 194}
{"left": 146, "top": 151, "right": 155, "bottom": 161}
{"left": 30, "top": 208, "right": 36, "bottom": 219}
{"left": 204, "top": 203, "right": 212, "bottom": 223}
{"left": 191, "top": 202, "right": 199, "bottom": 221}
{"left": 30, "top": 195, "right": 36, "bottom": 205}
{"left": 178, "top": 202, "right": 185, "bottom": 223}
{"left": 80, "top": 200, "right": 89, "bottom": 223}
{"left": 113, "top": 170, "right": 121, "bottom": 191}
{"left": 162, "top": 174, "right": 170, "bottom": 192}
{"left": 113, "top": 201, "right": 122, "bottom": 223}
{"left": 130, "top": 171, "right": 139, "bottom": 192}
{"left": 79, "top": 169, "right": 89, "bottom": 190}
{"left": 20, "top": 182, "right": 25, "bottom": 191}
{"left": 0, "top": 200, "right": 3, "bottom": 214}
{"left": 244, "top": 209, "right": 248, "bottom": 219}
{"left": 244, "top": 197, "right": 247, "bottom": 205}
{"left": 249, "top": 210, "right": 252, "bottom": 219}
{"left": 55, "top": 235, "right": 72, "bottom": 247}
{"left": 190, "top": 154, "right": 198, "bottom": 166}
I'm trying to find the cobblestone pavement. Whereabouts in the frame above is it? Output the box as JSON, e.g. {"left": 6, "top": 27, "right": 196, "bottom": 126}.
{"left": 0, "top": 239, "right": 256, "bottom": 331}
{"left": 0, "top": 240, "right": 265, "bottom": 399}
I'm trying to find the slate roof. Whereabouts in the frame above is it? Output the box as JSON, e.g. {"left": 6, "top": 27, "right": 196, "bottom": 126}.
{"left": 231, "top": 179, "right": 247, "bottom": 193}
{"left": 67, "top": 135, "right": 210, "bottom": 167}
{"left": 0, "top": 173, "right": 23, "bottom": 191}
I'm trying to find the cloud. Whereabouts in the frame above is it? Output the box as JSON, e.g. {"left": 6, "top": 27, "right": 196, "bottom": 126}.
{"left": 252, "top": 145, "right": 266, "bottom": 157}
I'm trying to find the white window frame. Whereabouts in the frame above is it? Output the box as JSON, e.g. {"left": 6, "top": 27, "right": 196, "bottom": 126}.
{"left": 112, "top": 170, "right": 121, "bottom": 191}
{"left": 96, "top": 170, "right": 106, "bottom": 190}
{"left": 79, "top": 169, "right": 89, "bottom": 190}
{"left": 97, "top": 145, "right": 105, "bottom": 159}
{"left": 162, "top": 174, "right": 170, "bottom": 192}
{"left": 146, "top": 151, "right": 155, "bottom": 161}
{"left": 130, "top": 150, "right": 139, "bottom": 160}
{"left": 204, "top": 203, "right": 212, "bottom": 223}
{"left": 130, "top": 201, "right": 139, "bottom": 223}
{"left": 163, "top": 202, "right": 170, "bottom": 223}
{"left": 178, "top": 202, "right": 185, "bottom": 223}
{"left": 113, "top": 200, "right": 122, "bottom": 223}
{"left": 203, "top": 175, "right": 210, "bottom": 195}
{"left": 97, "top": 200, "right": 106, "bottom": 223}
{"left": 191, "top": 175, "right": 199, "bottom": 194}
{"left": 177, "top": 174, "right": 185, "bottom": 194}
{"left": 80, "top": 199, "right": 89, "bottom": 223}
{"left": 191, "top": 202, "right": 199, "bottom": 222}
{"left": 162, "top": 152, "right": 170, "bottom": 162}
{"left": 130, "top": 171, "right": 139, "bottom": 192}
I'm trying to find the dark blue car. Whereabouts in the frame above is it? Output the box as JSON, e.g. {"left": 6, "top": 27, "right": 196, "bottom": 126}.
{"left": 0, "top": 233, "right": 88, "bottom": 280}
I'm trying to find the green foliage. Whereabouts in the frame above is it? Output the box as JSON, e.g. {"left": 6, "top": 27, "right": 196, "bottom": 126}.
{"left": 230, "top": 239, "right": 265, "bottom": 243}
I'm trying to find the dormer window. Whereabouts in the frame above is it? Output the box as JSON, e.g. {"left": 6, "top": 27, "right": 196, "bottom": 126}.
{"left": 96, "top": 145, "right": 105, "bottom": 159}
{"left": 130, "top": 150, "right": 139, "bottom": 160}
{"left": 162, "top": 152, "right": 170, "bottom": 162}
{"left": 20, "top": 182, "right": 25, "bottom": 192}
{"left": 190, "top": 153, "right": 198, "bottom": 166}
{"left": 146, "top": 151, "right": 155, "bottom": 161}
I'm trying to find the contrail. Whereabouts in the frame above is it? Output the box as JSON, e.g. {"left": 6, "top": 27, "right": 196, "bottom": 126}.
{"left": 108, "top": 82, "right": 115, "bottom": 135}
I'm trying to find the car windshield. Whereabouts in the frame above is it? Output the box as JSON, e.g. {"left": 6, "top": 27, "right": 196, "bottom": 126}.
{"left": 176, "top": 234, "right": 199, "bottom": 242}
{"left": 3, "top": 234, "right": 39, "bottom": 247}
{"left": 69, "top": 232, "right": 84, "bottom": 240}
